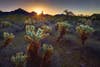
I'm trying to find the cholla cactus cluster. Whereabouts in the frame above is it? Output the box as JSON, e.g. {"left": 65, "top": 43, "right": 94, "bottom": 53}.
{"left": 3, "top": 32, "right": 15, "bottom": 39}
{"left": 76, "top": 24, "right": 94, "bottom": 45}
{"left": 11, "top": 52, "right": 27, "bottom": 65}
{"left": 56, "top": 21, "right": 71, "bottom": 31}
{"left": 25, "top": 24, "right": 51, "bottom": 41}
{"left": 76, "top": 24, "right": 94, "bottom": 34}
{"left": 40, "top": 44, "right": 54, "bottom": 67}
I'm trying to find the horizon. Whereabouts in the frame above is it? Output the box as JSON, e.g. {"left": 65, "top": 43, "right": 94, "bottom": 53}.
{"left": 0, "top": 0, "right": 100, "bottom": 16}
{"left": 0, "top": 8, "right": 99, "bottom": 16}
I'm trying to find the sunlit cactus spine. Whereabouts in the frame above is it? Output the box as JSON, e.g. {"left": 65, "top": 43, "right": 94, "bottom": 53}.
{"left": 25, "top": 24, "right": 51, "bottom": 42}
{"left": 76, "top": 24, "right": 94, "bottom": 45}
{"left": 41, "top": 44, "right": 54, "bottom": 67}
{"left": 56, "top": 21, "right": 71, "bottom": 31}
{"left": 35, "top": 28, "right": 44, "bottom": 40}
{"left": 3, "top": 32, "right": 9, "bottom": 38}
{"left": 25, "top": 25, "right": 35, "bottom": 38}
{"left": 11, "top": 52, "right": 27, "bottom": 67}
{"left": 41, "top": 25, "right": 52, "bottom": 33}
{"left": 35, "top": 26, "right": 50, "bottom": 40}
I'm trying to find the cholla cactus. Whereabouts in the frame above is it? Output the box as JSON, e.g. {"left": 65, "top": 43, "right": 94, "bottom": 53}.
{"left": 24, "top": 35, "right": 33, "bottom": 43}
{"left": 76, "top": 24, "right": 94, "bottom": 35}
{"left": 24, "top": 18, "right": 32, "bottom": 25}
{"left": 56, "top": 21, "right": 71, "bottom": 41}
{"left": 41, "top": 44, "right": 54, "bottom": 58}
{"left": 9, "top": 33, "right": 15, "bottom": 39}
{"left": 3, "top": 32, "right": 15, "bottom": 39}
{"left": 41, "top": 25, "right": 52, "bottom": 33}
{"left": 35, "top": 28, "right": 44, "bottom": 39}
{"left": 62, "top": 21, "right": 72, "bottom": 28}
{"left": 25, "top": 24, "right": 51, "bottom": 42}
{"left": 35, "top": 26, "right": 51, "bottom": 40}
{"left": 3, "top": 32, "right": 15, "bottom": 47}
{"left": 11, "top": 52, "right": 27, "bottom": 67}
{"left": 76, "top": 24, "right": 94, "bottom": 45}
{"left": 3, "top": 32, "right": 9, "bottom": 38}
{"left": 41, "top": 44, "right": 54, "bottom": 67}
{"left": 56, "top": 21, "right": 71, "bottom": 31}
{"left": 41, "top": 44, "right": 48, "bottom": 57}
{"left": 25, "top": 25, "right": 35, "bottom": 38}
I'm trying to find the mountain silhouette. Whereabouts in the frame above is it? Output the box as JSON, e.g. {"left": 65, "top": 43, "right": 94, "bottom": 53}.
{"left": 0, "top": 8, "right": 37, "bottom": 17}
{"left": 11, "top": 8, "right": 29, "bottom": 15}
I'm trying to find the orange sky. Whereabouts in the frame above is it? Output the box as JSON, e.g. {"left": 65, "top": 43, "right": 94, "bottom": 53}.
{"left": 25, "top": 6, "right": 95, "bottom": 16}
{"left": 0, "top": 0, "right": 100, "bottom": 16}
{"left": 22, "top": 3, "right": 99, "bottom": 16}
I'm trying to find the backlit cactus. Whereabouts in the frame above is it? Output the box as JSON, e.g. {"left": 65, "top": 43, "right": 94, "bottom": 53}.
{"left": 42, "top": 44, "right": 53, "bottom": 53}
{"left": 76, "top": 24, "right": 94, "bottom": 45}
{"left": 25, "top": 25, "right": 35, "bottom": 38}
{"left": 41, "top": 25, "right": 52, "bottom": 33}
{"left": 35, "top": 28, "right": 44, "bottom": 39}
{"left": 56, "top": 21, "right": 71, "bottom": 41}
{"left": 76, "top": 24, "right": 94, "bottom": 34}
{"left": 41, "top": 44, "right": 54, "bottom": 67}
{"left": 24, "top": 35, "right": 33, "bottom": 43}
{"left": 3, "top": 32, "right": 9, "bottom": 39}
{"left": 11, "top": 52, "right": 27, "bottom": 67}
{"left": 35, "top": 25, "right": 51, "bottom": 40}
{"left": 1, "top": 32, "right": 15, "bottom": 48}
{"left": 3, "top": 32, "right": 15, "bottom": 39}
{"left": 26, "top": 40, "right": 41, "bottom": 67}
{"left": 25, "top": 24, "right": 51, "bottom": 41}
{"left": 56, "top": 21, "right": 71, "bottom": 31}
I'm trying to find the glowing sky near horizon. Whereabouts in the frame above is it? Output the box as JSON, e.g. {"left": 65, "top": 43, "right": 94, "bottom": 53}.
{"left": 0, "top": 0, "right": 100, "bottom": 15}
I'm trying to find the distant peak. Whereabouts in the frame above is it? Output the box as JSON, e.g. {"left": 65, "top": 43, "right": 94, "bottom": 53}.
{"left": 0, "top": 10, "right": 3, "bottom": 12}
{"left": 14, "top": 8, "right": 26, "bottom": 11}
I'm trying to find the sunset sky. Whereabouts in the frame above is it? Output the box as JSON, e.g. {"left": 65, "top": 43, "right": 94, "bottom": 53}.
{"left": 0, "top": 0, "right": 100, "bottom": 15}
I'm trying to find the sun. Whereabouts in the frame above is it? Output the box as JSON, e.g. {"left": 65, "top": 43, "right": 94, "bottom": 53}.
{"left": 33, "top": 8, "right": 43, "bottom": 15}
